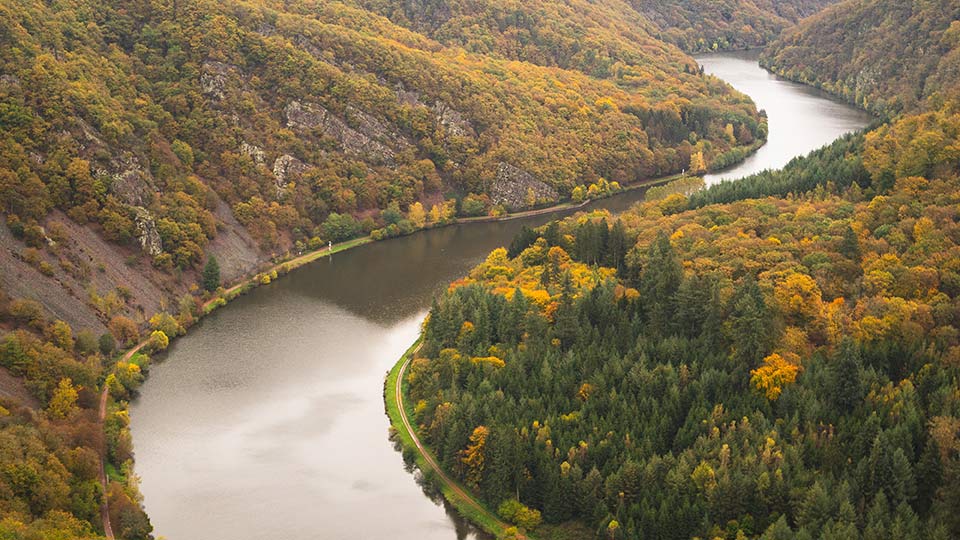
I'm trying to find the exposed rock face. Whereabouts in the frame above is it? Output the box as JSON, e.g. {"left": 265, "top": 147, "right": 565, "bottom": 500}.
{"left": 284, "top": 100, "right": 405, "bottom": 165}
{"left": 490, "top": 162, "right": 560, "bottom": 210}
{"left": 432, "top": 101, "right": 474, "bottom": 137}
{"left": 272, "top": 154, "right": 309, "bottom": 197}
{"left": 200, "top": 61, "right": 233, "bottom": 100}
{"left": 205, "top": 196, "right": 262, "bottom": 282}
{"left": 134, "top": 207, "right": 163, "bottom": 256}
{"left": 396, "top": 86, "right": 421, "bottom": 107}
{"left": 394, "top": 86, "right": 475, "bottom": 138}
{"left": 346, "top": 105, "right": 413, "bottom": 152}
{"left": 110, "top": 154, "right": 155, "bottom": 207}
{"left": 240, "top": 141, "right": 266, "bottom": 165}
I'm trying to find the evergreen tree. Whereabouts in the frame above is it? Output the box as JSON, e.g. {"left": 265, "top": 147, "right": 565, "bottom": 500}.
{"left": 728, "top": 276, "right": 777, "bottom": 366}
{"left": 604, "top": 219, "right": 629, "bottom": 271}
{"left": 839, "top": 225, "right": 862, "bottom": 261}
{"left": 202, "top": 255, "right": 221, "bottom": 292}
{"left": 640, "top": 232, "right": 682, "bottom": 335}
{"left": 508, "top": 226, "right": 539, "bottom": 258}
{"left": 830, "top": 340, "right": 863, "bottom": 414}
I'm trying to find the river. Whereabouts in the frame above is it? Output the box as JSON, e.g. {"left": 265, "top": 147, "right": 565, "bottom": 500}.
{"left": 129, "top": 50, "right": 871, "bottom": 540}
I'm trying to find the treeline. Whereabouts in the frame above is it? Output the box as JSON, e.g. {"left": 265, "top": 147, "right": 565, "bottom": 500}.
{"left": 0, "top": 0, "right": 763, "bottom": 269}
{"left": 762, "top": 0, "right": 960, "bottom": 116}
{"left": 688, "top": 130, "right": 872, "bottom": 208}
{"left": 635, "top": 0, "right": 837, "bottom": 52}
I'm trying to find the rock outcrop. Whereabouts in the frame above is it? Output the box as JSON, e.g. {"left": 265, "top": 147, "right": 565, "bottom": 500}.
{"left": 200, "top": 60, "right": 233, "bottom": 100}
{"left": 432, "top": 101, "right": 474, "bottom": 137}
{"left": 272, "top": 154, "right": 309, "bottom": 197}
{"left": 284, "top": 100, "right": 403, "bottom": 165}
{"left": 240, "top": 141, "right": 266, "bottom": 165}
{"left": 490, "top": 162, "right": 560, "bottom": 210}
{"left": 134, "top": 208, "right": 163, "bottom": 256}
{"left": 394, "top": 86, "right": 475, "bottom": 138}
{"left": 110, "top": 154, "right": 155, "bottom": 207}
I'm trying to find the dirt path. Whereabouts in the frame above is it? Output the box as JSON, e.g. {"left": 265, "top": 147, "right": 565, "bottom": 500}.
{"left": 395, "top": 345, "right": 513, "bottom": 535}
{"left": 98, "top": 386, "right": 115, "bottom": 539}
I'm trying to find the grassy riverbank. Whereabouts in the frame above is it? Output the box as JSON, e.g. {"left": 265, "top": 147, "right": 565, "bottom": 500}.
{"left": 104, "top": 164, "right": 742, "bottom": 539}
{"left": 384, "top": 339, "right": 521, "bottom": 539}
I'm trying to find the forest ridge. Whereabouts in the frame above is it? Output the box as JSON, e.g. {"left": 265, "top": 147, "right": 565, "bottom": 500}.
{"left": 6, "top": 0, "right": 954, "bottom": 539}
{"left": 403, "top": 0, "right": 960, "bottom": 539}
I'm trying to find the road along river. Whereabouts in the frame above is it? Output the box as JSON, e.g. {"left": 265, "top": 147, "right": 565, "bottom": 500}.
{"left": 129, "top": 50, "right": 871, "bottom": 540}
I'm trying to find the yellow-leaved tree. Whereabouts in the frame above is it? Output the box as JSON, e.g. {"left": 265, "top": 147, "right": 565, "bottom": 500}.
{"left": 750, "top": 353, "right": 801, "bottom": 400}
{"left": 461, "top": 425, "right": 489, "bottom": 489}
{"left": 408, "top": 202, "right": 426, "bottom": 229}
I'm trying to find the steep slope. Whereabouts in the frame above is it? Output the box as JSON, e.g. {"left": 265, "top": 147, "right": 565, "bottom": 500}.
{"left": 0, "top": 0, "right": 769, "bottom": 537}
{"left": 357, "top": 0, "right": 689, "bottom": 77}
{"left": 0, "top": 0, "right": 762, "bottom": 333}
{"left": 762, "top": 0, "right": 960, "bottom": 116}
{"left": 634, "top": 0, "right": 838, "bottom": 52}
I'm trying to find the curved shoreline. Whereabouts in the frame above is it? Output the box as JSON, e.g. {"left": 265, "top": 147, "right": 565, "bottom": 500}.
{"left": 107, "top": 167, "right": 699, "bottom": 536}
{"left": 384, "top": 340, "right": 521, "bottom": 539}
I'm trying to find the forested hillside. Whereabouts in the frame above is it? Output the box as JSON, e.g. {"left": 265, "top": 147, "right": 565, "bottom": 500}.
{"left": 762, "top": 0, "right": 960, "bottom": 116}
{"left": 635, "top": 0, "right": 837, "bottom": 52}
{"left": 0, "top": 0, "right": 768, "bottom": 536}
{"left": 402, "top": 1, "right": 960, "bottom": 539}
{"left": 0, "top": 0, "right": 763, "bottom": 334}
{"left": 411, "top": 136, "right": 960, "bottom": 540}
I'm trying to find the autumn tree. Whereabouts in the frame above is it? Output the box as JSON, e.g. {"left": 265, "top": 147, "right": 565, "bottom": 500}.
{"left": 47, "top": 377, "right": 79, "bottom": 419}
{"left": 689, "top": 151, "right": 706, "bottom": 173}
{"left": 109, "top": 316, "right": 140, "bottom": 347}
{"left": 461, "top": 425, "right": 489, "bottom": 490}
{"left": 408, "top": 202, "right": 427, "bottom": 229}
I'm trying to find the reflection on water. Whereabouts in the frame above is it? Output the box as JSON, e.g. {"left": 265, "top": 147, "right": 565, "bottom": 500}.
{"left": 699, "top": 50, "right": 872, "bottom": 186}
{"left": 130, "top": 51, "right": 870, "bottom": 540}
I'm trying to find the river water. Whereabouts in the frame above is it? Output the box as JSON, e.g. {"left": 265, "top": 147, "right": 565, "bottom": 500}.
{"left": 129, "top": 50, "right": 870, "bottom": 540}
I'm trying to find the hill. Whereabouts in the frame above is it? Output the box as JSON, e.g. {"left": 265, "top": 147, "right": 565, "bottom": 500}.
{"left": 0, "top": 0, "right": 763, "bottom": 334}
{"left": 0, "top": 0, "right": 766, "bottom": 537}
{"left": 410, "top": 124, "right": 960, "bottom": 540}
{"left": 635, "top": 0, "right": 838, "bottom": 52}
{"left": 402, "top": 0, "right": 960, "bottom": 538}
{"left": 762, "top": 0, "right": 960, "bottom": 116}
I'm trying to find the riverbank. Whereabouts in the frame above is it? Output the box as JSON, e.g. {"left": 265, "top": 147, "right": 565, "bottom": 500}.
{"left": 385, "top": 339, "right": 523, "bottom": 540}
{"left": 115, "top": 167, "right": 697, "bottom": 362}
{"left": 103, "top": 168, "right": 688, "bottom": 537}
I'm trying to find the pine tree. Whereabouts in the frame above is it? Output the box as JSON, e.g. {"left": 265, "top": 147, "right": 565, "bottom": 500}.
{"left": 640, "top": 232, "right": 682, "bottom": 335}
{"left": 830, "top": 340, "right": 863, "bottom": 414}
{"left": 839, "top": 225, "right": 862, "bottom": 261}
{"left": 728, "top": 276, "right": 777, "bottom": 366}
{"left": 202, "top": 255, "right": 221, "bottom": 292}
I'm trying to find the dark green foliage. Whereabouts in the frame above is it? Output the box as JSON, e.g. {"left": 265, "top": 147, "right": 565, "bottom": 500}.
{"left": 507, "top": 226, "right": 539, "bottom": 259}
{"left": 322, "top": 213, "right": 361, "bottom": 243}
{"left": 689, "top": 131, "right": 874, "bottom": 209}
{"left": 98, "top": 333, "right": 116, "bottom": 356}
{"left": 202, "top": 255, "right": 221, "bottom": 292}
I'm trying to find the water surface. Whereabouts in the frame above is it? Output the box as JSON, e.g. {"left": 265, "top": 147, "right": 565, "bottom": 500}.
{"left": 699, "top": 50, "right": 872, "bottom": 185}
{"left": 130, "top": 51, "right": 870, "bottom": 540}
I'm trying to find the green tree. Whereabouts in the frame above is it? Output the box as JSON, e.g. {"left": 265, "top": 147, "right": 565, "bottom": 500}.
{"left": 322, "top": 213, "right": 360, "bottom": 242}
{"left": 99, "top": 333, "right": 116, "bottom": 356}
{"left": 202, "top": 255, "right": 221, "bottom": 292}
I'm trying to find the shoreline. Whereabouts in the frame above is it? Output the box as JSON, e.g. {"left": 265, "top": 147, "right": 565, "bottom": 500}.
{"left": 384, "top": 339, "right": 527, "bottom": 539}
{"left": 104, "top": 150, "right": 759, "bottom": 538}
